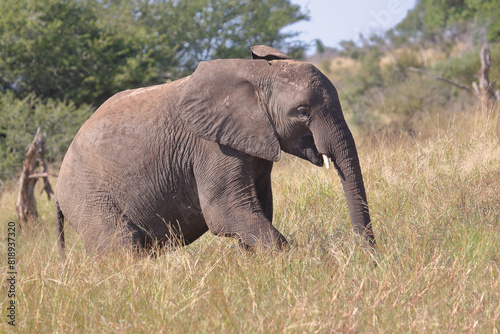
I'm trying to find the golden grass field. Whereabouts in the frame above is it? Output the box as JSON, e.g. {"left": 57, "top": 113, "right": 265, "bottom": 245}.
{"left": 1, "top": 102, "right": 499, "bottom": 332}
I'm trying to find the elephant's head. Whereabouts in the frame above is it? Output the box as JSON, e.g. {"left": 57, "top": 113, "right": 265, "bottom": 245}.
{"left": 179, "top": 45, "right": 375, "bottom": 245}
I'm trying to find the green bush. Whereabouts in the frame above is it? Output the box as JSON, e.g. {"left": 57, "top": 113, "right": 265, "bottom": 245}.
{"left": 488, "top": 43, "right": 500, "bottom": 85}
{"left": 433, "top": 51, "right": 480, "bottom": 87}
{"left": 0, "top": 92, "right": 92, "bottom": 183}
{"left": 385, "top": 49, "right": 425, "bottom": 83}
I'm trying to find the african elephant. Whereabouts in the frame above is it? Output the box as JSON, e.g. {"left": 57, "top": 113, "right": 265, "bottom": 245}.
{"left": 54, "top": 45, "right": 375, "bottom": 257}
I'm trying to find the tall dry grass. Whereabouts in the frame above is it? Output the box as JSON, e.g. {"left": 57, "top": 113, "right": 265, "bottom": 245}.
{"left": 1, "top": 103, "right": 499, "bottom": 332}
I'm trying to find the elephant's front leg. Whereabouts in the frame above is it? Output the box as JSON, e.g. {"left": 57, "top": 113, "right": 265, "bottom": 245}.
{"left": 253, "top": 158, "right": 274, "bottom": 221}
{"left": 194, "top": 145, "right": 287, "bottom": 249}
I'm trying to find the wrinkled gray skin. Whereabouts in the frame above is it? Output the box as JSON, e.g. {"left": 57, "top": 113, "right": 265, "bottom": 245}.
{"left": 55, "top": 45, "right": 375, "bottom": 258}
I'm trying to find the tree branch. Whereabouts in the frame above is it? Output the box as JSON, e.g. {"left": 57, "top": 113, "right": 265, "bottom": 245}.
{"left": 409, "top": 67, "right": 473, "bottom": 93}
{"left": 28, "top": 172, "right": 58, "bottom": 179}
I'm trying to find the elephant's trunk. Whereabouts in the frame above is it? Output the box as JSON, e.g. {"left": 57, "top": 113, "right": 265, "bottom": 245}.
{"left": 312, "top": 118, "right": 375, "bottom": 245}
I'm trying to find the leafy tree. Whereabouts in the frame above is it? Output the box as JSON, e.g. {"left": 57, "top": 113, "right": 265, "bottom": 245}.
{"left": 388, "top": 0, "right": 500, "bottom": 45}
{"left": 0, "top": 0, "right": 161, "bottom": 106}
{"left": 386, "top": 1, "right": 426, "bottom": 46}
{"left": 315, "top": 39, "right": 325, "bottom": 54}
{"left": 465, "top": 0, "right": 500, "bottom": 41}
{"left": 339, "top": 40, "right": 363, "bottom": 59}
{"left": 0, "top": 0, "right": 307, "bottom": 106}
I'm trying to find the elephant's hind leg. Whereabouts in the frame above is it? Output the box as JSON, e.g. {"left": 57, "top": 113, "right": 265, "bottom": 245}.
{"left": 73, "top": 197, "right": 144, "bottom": 256}
{"left": 81, "top": 221, "right": 147, "bottom": 255}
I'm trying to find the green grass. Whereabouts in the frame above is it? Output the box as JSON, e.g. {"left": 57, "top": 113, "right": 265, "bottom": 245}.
{"left": 1, "top": 103, "right": 499, "bottom": 332}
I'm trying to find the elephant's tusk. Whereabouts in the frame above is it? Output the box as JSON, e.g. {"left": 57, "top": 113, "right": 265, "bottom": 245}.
{"left": 322, "top": 154, "right": 330, "bottom": 169}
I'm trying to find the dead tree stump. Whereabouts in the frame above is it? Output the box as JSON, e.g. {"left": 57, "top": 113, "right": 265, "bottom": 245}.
{"left": 472, "top": 43, "right": 500, "bottom": 105}
{"left": 15, "top": 128, "right": 56, "bottom": 228}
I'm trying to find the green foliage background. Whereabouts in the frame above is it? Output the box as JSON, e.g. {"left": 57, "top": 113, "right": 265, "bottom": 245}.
{"left": 0, "top": 93, "right": 92, "bottom": 181}
{"left": 387, "top": 0, "right": 500, "bottom": 45}
{"left": 0, "top": 0, "right": 307, "bottom": 106}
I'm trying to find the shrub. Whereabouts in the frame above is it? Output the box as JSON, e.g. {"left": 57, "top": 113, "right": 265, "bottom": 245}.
{"left": 385, "top": 49, "right": 425, "bottom": 83}
{"left": 0, "top": 92, "right": 92, "bottom": 183}
{"left": 433, "top": 51, "right": 480, "bottom": 87}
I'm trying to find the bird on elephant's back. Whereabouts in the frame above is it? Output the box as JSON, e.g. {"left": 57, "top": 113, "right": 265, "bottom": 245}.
{"left": 54, "top": 45, "right": 375, "bottom": 259}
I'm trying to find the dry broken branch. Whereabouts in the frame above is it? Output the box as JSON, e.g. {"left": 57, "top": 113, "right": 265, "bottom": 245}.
{"left": 15, "top": 128, "right": 55, "bottom": 227}
{"left": 410, "top": 67, "right": 475, "bottom": 93}
{"left": 28, "top": 172, "right": 58, "bottom": 179}
{"left": 473, "top": 43, "right": 499, "bottom": 104}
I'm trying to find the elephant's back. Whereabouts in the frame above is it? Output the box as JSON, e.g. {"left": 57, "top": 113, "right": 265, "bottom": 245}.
{"left": 60, "top": 78, "right": 189, "bottom": 173}
{"left": 55, "top": 77, "right": 200, "bottom": 234}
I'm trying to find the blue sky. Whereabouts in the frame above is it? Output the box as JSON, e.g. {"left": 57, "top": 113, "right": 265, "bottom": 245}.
{"left": 286, "top": 0, "right": 417, "bottom": 51}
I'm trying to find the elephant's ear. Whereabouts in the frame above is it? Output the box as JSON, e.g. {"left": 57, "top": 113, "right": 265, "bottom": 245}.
{"left": 178, "top": 59, "right": 281, "bottom": 162}
{"left": 251, "top": 45, "right": 290, "bottom": 61}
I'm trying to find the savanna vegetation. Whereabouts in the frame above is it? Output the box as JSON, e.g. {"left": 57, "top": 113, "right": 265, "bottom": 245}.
{"left": 1, "top": 0, "right": 499, "bottom": 332}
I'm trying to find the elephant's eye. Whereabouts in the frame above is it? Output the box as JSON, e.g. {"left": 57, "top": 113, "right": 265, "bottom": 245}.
{"left": 296, "top": 107, "right": 310, "bottom": 121}
{"left": 288, "top": 106, "right": 310, "bottom": 123}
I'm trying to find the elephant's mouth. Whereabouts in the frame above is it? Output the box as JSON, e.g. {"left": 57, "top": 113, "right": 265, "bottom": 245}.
{"left": 302, "top": 144, "right": 323, "bottom": 166}
{"left": 302, "top": 136, "right": 333, "bottom": 170}
{"left": 281, "top": 135, "right": 323, "bottom": 166}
